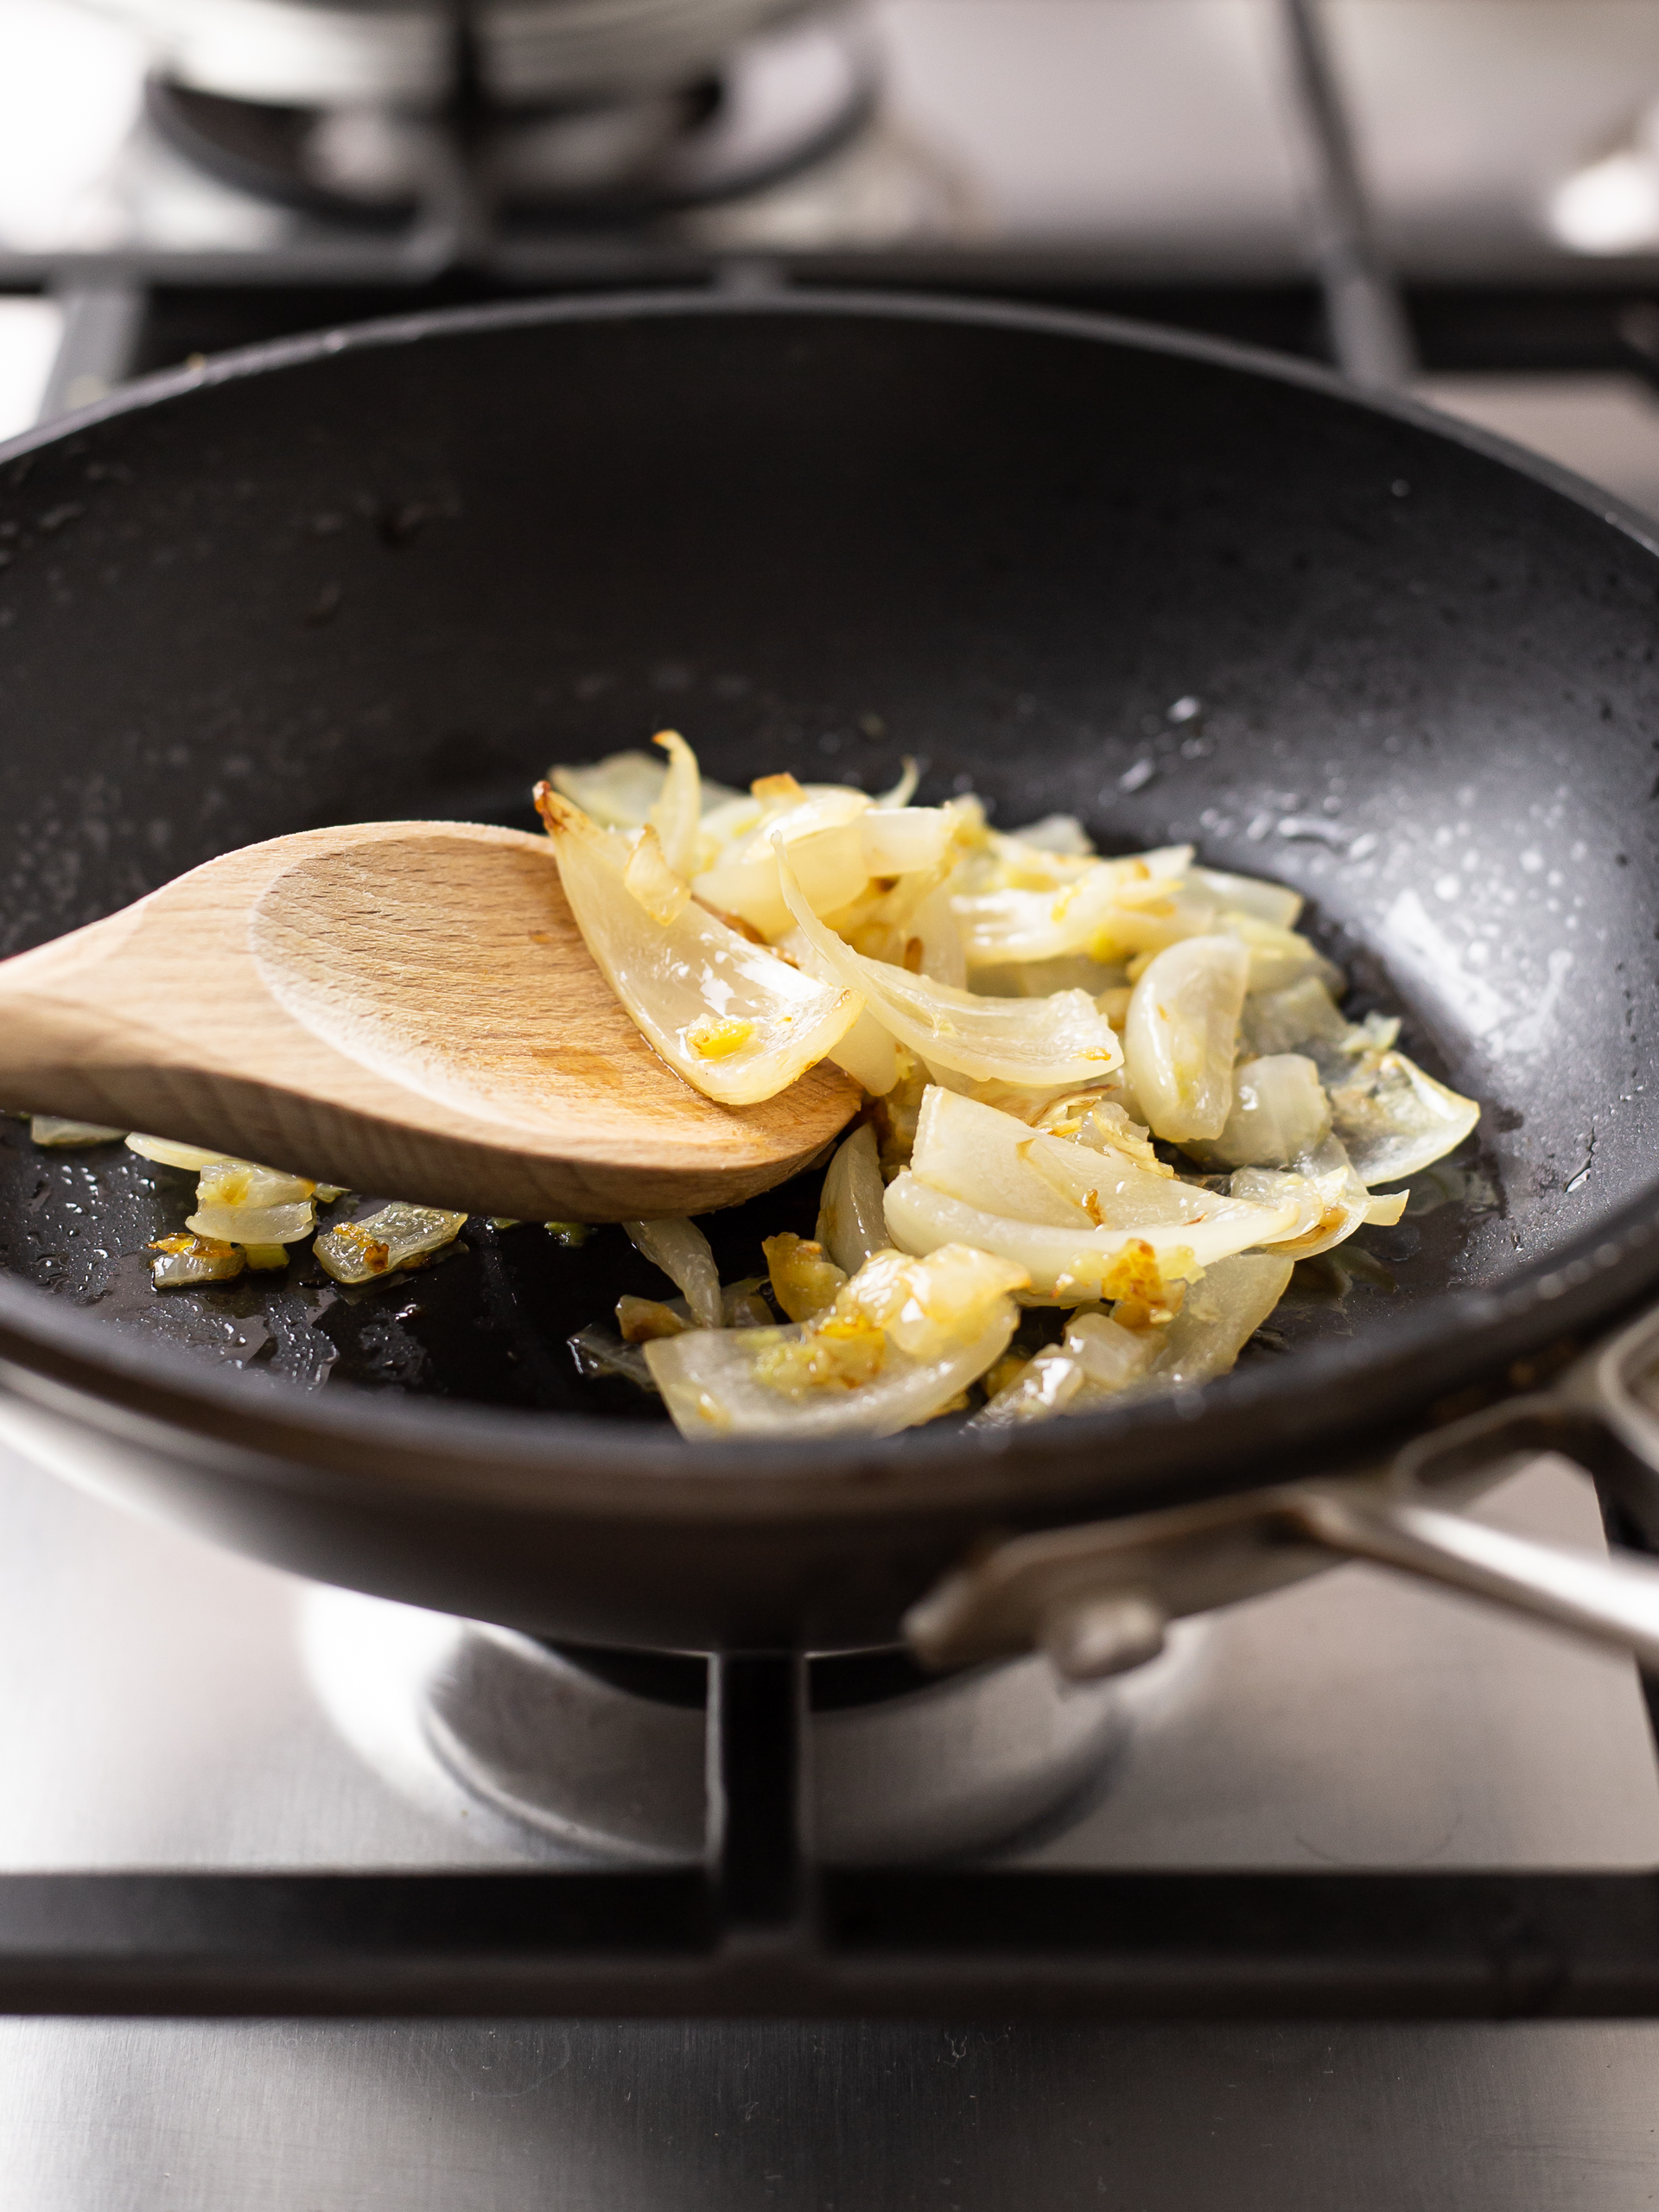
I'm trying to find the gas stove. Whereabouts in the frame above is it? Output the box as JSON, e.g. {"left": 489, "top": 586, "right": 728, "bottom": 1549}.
{"left": 7, "top": 3, "right": 1659, "bottom": 2202}
{"left": 2, "top": 1427, "right": 1658, "bottom": 2203}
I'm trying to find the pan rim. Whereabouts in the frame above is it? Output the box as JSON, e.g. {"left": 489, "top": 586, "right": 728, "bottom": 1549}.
{"left": 3, "top": 283, "right": 1657, "bottom": 1525}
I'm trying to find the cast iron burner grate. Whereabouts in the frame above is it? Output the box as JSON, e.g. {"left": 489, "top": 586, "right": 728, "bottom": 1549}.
{"left": 3, "top": 1612, "right": 1659, "bottom": 2021}
{"left": 142, "top": 18, "right": 873, "bottom": 226}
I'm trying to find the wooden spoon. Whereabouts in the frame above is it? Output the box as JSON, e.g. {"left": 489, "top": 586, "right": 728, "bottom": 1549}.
{"left": 0, "top": 821, "right": 861, "bottom": 1221}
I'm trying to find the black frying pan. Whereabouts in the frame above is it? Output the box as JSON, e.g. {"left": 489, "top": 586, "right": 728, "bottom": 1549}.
{"left": 2, "top": 291, "right": 1658, "bottom": 1657}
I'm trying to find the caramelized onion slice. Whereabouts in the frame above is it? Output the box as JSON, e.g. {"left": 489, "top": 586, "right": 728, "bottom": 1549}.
{"left": 1326, "top": 1051, "right": 1481, "bottom": 1187}
{"left": 971, "top": 1309, "right": 1162, "bottom": 1427}
{"left": 779, "top": 842, "right": 1122, "bottom": 1090}
{"left": 551, "top": 747, "right": 738, "bottom": 830}
{"left": 31, "top": 1117, "right": 124, "bottom": 1147}
{"left": 537, "top": 785, "right": 861, "bottom": 1106}
{"left": 644, "top": 1242, "right": 1022, "bottom": 1439}
{"left": 1122, "top": 1252, "right": 1294, "bottom": 1395}
{"left": 645, "top": 730, "right": 702, "bottom": 880}
{"left": 817, "top": 1123, "right": 888, "bottom": 1275}
{"left": 1122, "top": 933, "right": 1249, "bottom": 1142}
{"left": 883, "top": 1172, "right": 1298, "bottom": 1301}
{"left": 1186, "top": 1052, "right": 1332, "bottom": 1170}
{"left": 314, "top": 1202, "right": 467, "bottom": 1285}
{"left": 625, "top": 1215, "right": 723, "bottom": 1330}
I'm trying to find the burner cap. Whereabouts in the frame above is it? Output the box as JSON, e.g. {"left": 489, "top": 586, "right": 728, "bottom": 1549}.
{"left": 299, "top": 1589, "right": 1203, "bottom": 1865}
{"left": 91, "top": 0, "right": 816, "bottom": 109}
{"left": 143, "top": 15, "right": 874, "bottom": 221}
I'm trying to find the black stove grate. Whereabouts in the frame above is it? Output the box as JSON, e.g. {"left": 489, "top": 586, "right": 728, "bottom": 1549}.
{"left": 3, "top": 1518, "right": 1658, "bottom": 2025}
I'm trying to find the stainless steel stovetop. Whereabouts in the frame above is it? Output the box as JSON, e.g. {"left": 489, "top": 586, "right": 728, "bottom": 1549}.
{"left": 2, "top": 1434, "right": 1657, "bottom": 2209}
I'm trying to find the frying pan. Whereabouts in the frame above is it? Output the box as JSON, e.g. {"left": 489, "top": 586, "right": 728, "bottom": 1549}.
{"left": 4, "top": 289, "right": 1659, "bottom": 1673}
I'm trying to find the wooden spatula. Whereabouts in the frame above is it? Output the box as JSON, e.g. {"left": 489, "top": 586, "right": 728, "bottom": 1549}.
{"left": 0, "top": 820, "right": 860, "bottom": 1221}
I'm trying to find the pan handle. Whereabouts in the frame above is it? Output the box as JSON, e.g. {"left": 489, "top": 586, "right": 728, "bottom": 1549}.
{"left": 904, "top": 1301, "right": 1659, "bottom": 1682}
{"left": 1283, "top": 1484, "right": 1659, "bottom": 1675}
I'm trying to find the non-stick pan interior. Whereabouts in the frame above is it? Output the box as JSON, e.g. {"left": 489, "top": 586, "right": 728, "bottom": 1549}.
{"left": 2, "top": 295, "right": 1655, "bottom": 1424}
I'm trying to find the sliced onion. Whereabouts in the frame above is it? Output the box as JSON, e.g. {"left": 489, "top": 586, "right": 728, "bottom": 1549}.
{"left": 569, "top": 1323, "right": 657, "bottom": 1391}
{"left": 779, "top": 841, "right": 1122, "bottom": 1090}
{"left": 694, "top": 786, "right": 870, "bottom": 941}
{"left": 621, "top": 824, "right": 690, "bottom": 924}
{"left": 551, "top": 749, "right": 673, "bottom": 830}
{"left": 952, "top": 849, "right": 1190, "bottom": 969}
{"left": 1006, "top": 813, "right": 1096, "bottom": 856}
{"left": 1326, "top": 1050, "right": 1481, "bottom": 1186}
{"left": 1020, "top": 1125, "right": 1257, "bottom": 1233}
{"left": 149, "top": 1234, "right": 245, "bottom": 1287}
{"left": 817, "top": 1123, "right": 888, "bottom": 1274}
{"left": 130, "top": 1133, "right": 253, "bottom": 1173}
{"left": 910, "top": 1085, "right": 1093, "bottom": 1228}
{"left": 1122, "top": 934, "right": 1249, "bottom": 1142}
{"left": 537, "top": 785, "right": 861, "bottom": 1105}
{"left": 643, "top": 1241, "right": 1021, "bottom": 1438}
{"left": 1189, "top": 1053, "right": 1331, "bottom": 1169}
{"left": 875, "top": 759, "right": 920, "bottom": 808}
{"left": 645, "top": 730, "right": 702, "bottom": 880}
{"left": 1241, "top": 975, "right": 1350, "bottom": 1058}
{"left": 645, "top": 1309, "right": 1012, "bottom": 1438}
{"left": 910, "top": 1086, "right": 1211, "bottom": 1236}
{"left": 31, "top": 1116, "right": 125, "bottom": 1146}
{"left": 552, "top": 747, "right": 738, "bottom": 831}
{"left": 828, "top": 1009, "right": 901, "bottom": 1095}
{"left": 616, "top": 1295, "right": 687, "bottom": 1344}
{"left": 1242, "top": 977, "right": 1478, "bottom": 1186}
{"left": 188, "top": 1157, "right": 319, "bottom": 1245}
{"left": 776, "top": 929, "right": 899, "bottom": 1094}
{"left": 838, "top": 1242, "right": 1027, "bottom": 1359}
{"left": 1046, "top": 1096, "right": 1170, "bottom": 1174}
{"left": 903, "top": 882, "right": 969, "bottom": 989}
{"left": 835, "top": 878, "right": 967, "bottom": 988}
{"left": 953, "top": 845, "right": 1322, "bottom": 981}
{"left": 970, "top": 1344, "right": 1084, "bottom": 1427}
{"left": 1249, "top": 1134, "right": 1371, "bottom": 1260}
{"left": 1067, "top": 1309, "right": 1166, "bottom": 1396}
{"left": 883, "top": 1172, "right": 1299, "bottom": 1300}
{"left": 313, "top": 1202, "right": 467, "bottom": 1284}
{"left": 763, "top": 1232, "right": 848, "bottom": 1321}
{"left": 626, "top": 1215, "right": 724, "bottom": 1330}
{"left": 1226, "top": 1166, "right": 1327, "bottom": 1245}
{"left": 1124, "top": 1252, "right": 1294, "bottom": 1393}
{"left": 1188, "top": 867, "right": 1303, "bottom": 929}
{"left": 195, "top": 1160, "right": 317, "bottom": 1207}
{"left": 1229, "top": 916, "right": 1344, "bottom": 995}
{"left": 861, "top": 807, "right": 955, "bottom": 876}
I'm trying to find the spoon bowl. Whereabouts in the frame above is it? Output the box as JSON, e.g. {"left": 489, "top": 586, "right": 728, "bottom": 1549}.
{"left": 0, "top": 819, "right": 860, "bottom": 1220}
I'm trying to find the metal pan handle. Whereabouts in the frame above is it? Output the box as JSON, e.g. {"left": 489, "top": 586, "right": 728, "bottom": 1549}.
{"left": 904, "top": 1301, "right": 1659, "bottom": 1682}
